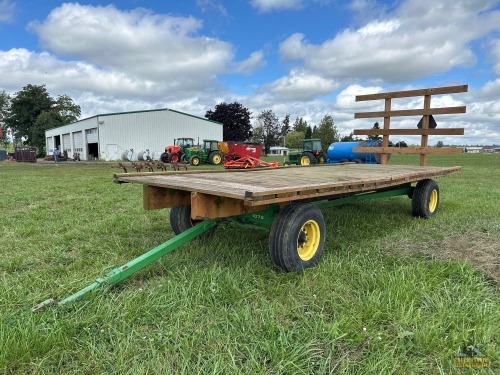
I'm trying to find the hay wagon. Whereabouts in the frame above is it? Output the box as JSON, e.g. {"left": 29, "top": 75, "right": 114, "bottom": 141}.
{"left": 33, "top": 85, "right": 467, "bottom": 309}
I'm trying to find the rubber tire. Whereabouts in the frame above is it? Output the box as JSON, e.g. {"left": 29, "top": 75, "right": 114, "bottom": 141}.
{"left": 209, "top": 152, "right": 222, "bottom": 165}
{"left": 318, "top": 152, "right": 326, "bottom": 164}
{"left": 180, "top": 154, "right": 186, "bottom": 162}
{"left": 269, "top": 203, "right": 326, "bottom": 272}
{"left": 300, "top": 152, "right": 316, "bottom": 166}
{"left": 352, "top": 158, "right": 363, "bottom": 164}
{"left": 339, "top": 158, "right": 349, "bottom": 163}
{"left": 170, "top": 153, "right": 180, "bottom": 163}
{"left": 169, "top": 206, "right": 216, "bottom": 238}
{"left": 412, "top": 179, "right": 439, "bottom": 218}
{"left": 160, "top": 152, "right": 169, "bottom": 163}
{"left": 189, "top": 155, "right": 201, "bottom": 166}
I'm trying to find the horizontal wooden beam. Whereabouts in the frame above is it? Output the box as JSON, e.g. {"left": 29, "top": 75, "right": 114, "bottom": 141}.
{"left": 356, "top": 85, "right": 468, "bottom": 101}
{"left": 191, "top": 192, "right": 262, "bottom": 219}
{"left": 353, "top": 128, "right": 464, "bottom": 136}
{"left": 143, "top": 185, "right": 190, "bottom": 210}
{"left": 354, "top": 106, "right": 466, "bottom": 119}
{"left": 353, "top": 147, "right": 464, "bottom": 155}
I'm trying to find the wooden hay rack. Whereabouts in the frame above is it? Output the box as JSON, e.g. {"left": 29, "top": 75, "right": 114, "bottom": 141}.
{"left": 353, "top": 85, "right": 468, "bottom": 166}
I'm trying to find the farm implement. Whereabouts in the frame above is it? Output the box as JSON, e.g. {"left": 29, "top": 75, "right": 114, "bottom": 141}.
{"left": 219, "top": 141, "right": 279, "bottom": 169}
{"left": 33, "top": 163, "right": 459, "bottom": 310}
{"left": 32, "top": 85, "right": 467, "bottom": 310}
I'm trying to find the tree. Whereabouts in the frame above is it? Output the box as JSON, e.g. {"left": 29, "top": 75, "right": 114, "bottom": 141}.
{"left": 6, "top": 85, "right": 54, "bottom": 146}
{"left": 284, "top": 131, "right": 305, "bottom": 149}
{"left": 340, "top": 132, "right": 362, "bottom": 142}
{"left": 5, "top": 84, "right": 81, "bottom": 154}
{"left": 54, "top": 94, "right": 81, "bottom": 124}
{"left": 305, "top": 125, "right": 312, "bottom": 139}
{"left": 436, "top": 140, "right": 444, "bottom": 148}
{"left": 293, "top": 117, "right": 308, "bottom": 133}
{"left": 368, "top": 122, "right": 382, "bottom": 141}
{"left": 31, "top": 111, "right": 65, "bottom": 152}
{"left": 255, "top": 110, "right": 281, "bottom": 155}
{"left": 315, "top": 115, "right": 339, "bottom": 150}
{"left": 280, "top": 114, "right": 291, "bottom": 146}
{"left": 394, "top": 141, "right": 408, "bottom": 147}
{"left": 205, "top": 102, "right": 252, "bottom": 142}
{"left": 0, "top": 90, "right": 10, "bottom": 148}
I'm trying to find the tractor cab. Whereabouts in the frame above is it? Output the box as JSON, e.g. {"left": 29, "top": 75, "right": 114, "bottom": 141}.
{"left": 161, "top": 137, "right": 196, "bottom": 163}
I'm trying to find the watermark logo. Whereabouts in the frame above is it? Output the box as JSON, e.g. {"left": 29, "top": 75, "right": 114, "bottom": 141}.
{"left": 454, "top": 336, "right": 490, "bottom": 369}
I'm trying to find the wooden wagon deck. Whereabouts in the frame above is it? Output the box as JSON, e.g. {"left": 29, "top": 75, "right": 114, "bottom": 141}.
{"left": 114, "top": 164, "right": 460, "bottom": 220}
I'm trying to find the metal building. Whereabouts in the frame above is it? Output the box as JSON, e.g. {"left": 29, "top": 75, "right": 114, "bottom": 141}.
{"left": 45, "top": 108, "right": 223, "bottom": 161}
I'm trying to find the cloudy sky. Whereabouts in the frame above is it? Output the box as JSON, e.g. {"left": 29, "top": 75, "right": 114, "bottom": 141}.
{"left": 0, "top": 0, "right": 499, "bottom": 145}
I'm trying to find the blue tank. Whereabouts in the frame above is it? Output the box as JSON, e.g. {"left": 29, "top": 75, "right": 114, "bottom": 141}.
{"left": 326, "top": 140, "right": 385, "bottom": 164}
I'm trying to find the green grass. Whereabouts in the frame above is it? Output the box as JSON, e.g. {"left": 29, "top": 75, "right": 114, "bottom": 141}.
{"left": 1, "top": 154, "right": 499, "bottom": 374}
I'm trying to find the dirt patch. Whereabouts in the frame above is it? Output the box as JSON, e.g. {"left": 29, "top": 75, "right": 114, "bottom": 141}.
{"left": 384, "top": 229, "right": 500, "bottom": 283}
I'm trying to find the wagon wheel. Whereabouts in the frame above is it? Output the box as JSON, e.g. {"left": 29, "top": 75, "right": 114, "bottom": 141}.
{"left": 339, "top": 158, "right": 349, "bottom": 163}
{"left": 411, "top": 179, "right": 439, "bottom": 218}
{"left": 209, "top": 152, "right": 222, "bottom": 165}
{"left": 352, "top": 158, "right": 363, "bottom": 164}
{"left": 300, "top": 152, "right": 315, "bottom": 166}
{"left": 189, "top": 155, "right": 201, "bottom": 166}
{"left": 269, "top": 203, "right": 326, "bottom": 272}
{"left": 170, "top": 206, "right": 216, "bottom": 238}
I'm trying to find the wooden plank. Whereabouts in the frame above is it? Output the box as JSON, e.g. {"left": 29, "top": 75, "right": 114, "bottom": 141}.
{"left": 381, "top": 98, "right": 391, "bottom": 164}
{"left": 355, "top": 85, "right": 468, "bottom": 101}
{"left": 354, "top": 106, "right": 466, "bottom": 119}
{"left": 353, "top": 128, "right": 464, "bottom": 136}
{"left": 143, "top": 185, "right": 190, "bottom": 210}
{"left": 191, "top": 192, "right": 262, "bottom": 219}
{"left": 353, "top": 147, "right": 463, "bottom": 155}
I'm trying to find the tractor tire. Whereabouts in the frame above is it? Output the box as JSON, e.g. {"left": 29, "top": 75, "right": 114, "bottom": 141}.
{"left": 352, "top": 158, "right": 363, "bottom": 164}
{"left": 189, "top": 155, "right": 201, "bottom": 166}
{"left": 180, "top": 154, "right": 186, "bottom": 162}
{"left": 170, "top": 206, "right": 216, "bottom": 238}
{"left": 269, "top": 203, "right": 326, "bottom": 272}
{"left": 209, "top": 152, "right": 222, "bottom": 165}
{"left": 170, "top": 153, "right": 180, "bottom": 163}
{"left": 160, "top": 152, "right": 169, "bottom": 163}
{"left": 318, "top": 152, "right": 326, "bottom": 164}
{"left": 412, "top": 179, "right": 439, "bottom": 218}
{"left": 300, "top": 152, "right": 315, "bottom": 166}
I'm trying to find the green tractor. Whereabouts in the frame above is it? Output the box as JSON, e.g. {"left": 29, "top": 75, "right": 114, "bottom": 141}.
{"left": 184, "top": 139, "right": 223, "bottom": 166}
{"left": 286, "top": 139, "right": 326, "bottom": 166}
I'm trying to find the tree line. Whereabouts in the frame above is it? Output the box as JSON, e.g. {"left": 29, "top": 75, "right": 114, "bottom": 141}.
{"left": 205, "top": 102, "right": 347, "bottom": 155}
{"left": 0, "top": 84, "right": 81, "bottom": 155}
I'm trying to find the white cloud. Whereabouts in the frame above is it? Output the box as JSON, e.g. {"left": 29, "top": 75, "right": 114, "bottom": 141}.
{"left": 264, "top": 69, "right": 339, "bottom": 101}
{"left": 233, "top": 50, "right": 266, "bottom": 75}
{"left": 28, "top": 3, "right": 233, "bottom": 84}
{"left": 279, "top": 0, "right": 499, "bottom": 83}
{"left": 251, "top": 0, "right": 304, "bottom": 12}
{"left": 0, "top": 0, "right": 15, "bottom": 22}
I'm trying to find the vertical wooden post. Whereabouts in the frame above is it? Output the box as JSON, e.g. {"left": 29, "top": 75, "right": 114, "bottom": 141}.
{"left": 420, "top": 94, "right": 431, "bottom": 166}
{"left": 381, "top": 98, "right": 391, "bottom": 164}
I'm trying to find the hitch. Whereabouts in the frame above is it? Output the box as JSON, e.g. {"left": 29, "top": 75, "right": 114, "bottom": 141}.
{"left": 32, "top": 219, "right": 217, "bottom": 311}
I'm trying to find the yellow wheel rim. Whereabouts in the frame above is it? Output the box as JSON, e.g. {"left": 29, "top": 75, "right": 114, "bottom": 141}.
{"left": 213, "top": 154, "right": 221, "bottom": 164}
{"left": 300, "top": 156, "right": 310, "bottom": 165}
{"left": 318, "top": 156, "right": 325, "bottom": 164}
{"left": 297, "top": 220, "right": 320, "bottom": 261}
{"left": 429, "top": 189, "right": 438, "bottom": 212}
{"left": 193, "top": 158, "right": 200, "bottom": 166}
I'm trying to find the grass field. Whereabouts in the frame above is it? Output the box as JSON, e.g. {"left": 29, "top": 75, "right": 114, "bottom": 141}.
{"left": 1, "top": 154, "right": 499, "bottom": 374}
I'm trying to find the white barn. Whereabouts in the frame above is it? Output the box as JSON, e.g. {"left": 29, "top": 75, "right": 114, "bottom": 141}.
{"left": 45, "top": 108, "right": 223, "bottom": 161}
